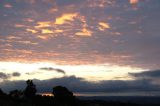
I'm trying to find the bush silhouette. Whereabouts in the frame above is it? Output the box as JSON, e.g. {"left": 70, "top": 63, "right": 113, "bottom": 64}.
{"left": 24, "top": 80, "right": 37, "bottom": 98}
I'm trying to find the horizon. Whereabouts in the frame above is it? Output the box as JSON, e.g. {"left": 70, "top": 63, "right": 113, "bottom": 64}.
{"left": 0, "top": 0, "right": 160, "bottom": 96}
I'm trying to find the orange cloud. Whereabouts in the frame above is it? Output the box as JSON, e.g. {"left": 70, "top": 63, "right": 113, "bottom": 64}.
{"left": 130, "top": 0, "right": 139, "bottom": 10}
{"left": 130, "top": 0, "right": 138, "bottom": 5}
{"left": 75, "top": 14, "right": 92, "bottom": 37}
{"left": 54, "top": 29, "right": 63, "bottom": 33}
{"left": 55, "top": 13, "right": 78, "bottom": 25}
{"left": 37, "top": 35, "right": 49, "bottom": 40}
{"left": 26, "top": 28, "right": 38, "bottom": 34}
{"left": 75, "top": 28, "right": 92, "bottom": 37}
{"left": 41, "top": 29, "right": 54, "bottom": 34}
{"left": 98, "top": 22, "right": 110, "bottom": 31}
{"left": 35, "top": 21, "right": 52, "bottom": 29}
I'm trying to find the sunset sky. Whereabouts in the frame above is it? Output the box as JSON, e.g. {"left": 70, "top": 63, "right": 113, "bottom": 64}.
{"left": 0, "top": 0, "right": 160, "bottom": 96}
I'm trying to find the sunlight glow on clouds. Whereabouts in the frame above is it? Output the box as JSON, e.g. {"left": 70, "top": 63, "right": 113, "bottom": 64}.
{"left": 55, "top": 13, "right": 78, "bottom": 25}
{"left": 130, "top": 0, "right": 139, "bottom": 5}
{"left": 0, "top": 0, "right": 160, "bottom": 83}
{"left": 41, "top": 29, "right": 54, "bottom": 34}
{"left": 26, "top": 28, "right": 38, "bottom": 34}
{"left": 75, "top": 28, "right": 92, "bottom": 37}
{"left": 35, "top": 21, "right": 52, "bottom": 29}
{"left": 98, "top": 22, "right": 110, "bottom": 31}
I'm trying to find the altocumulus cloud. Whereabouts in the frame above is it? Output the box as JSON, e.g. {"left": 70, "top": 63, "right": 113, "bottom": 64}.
{"left": 1, "top": 75, "right": 160, "bottom": 94}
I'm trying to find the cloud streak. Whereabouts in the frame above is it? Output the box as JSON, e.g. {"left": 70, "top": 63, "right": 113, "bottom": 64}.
{"left": 129, "top": 69, "right": 160, "bottom": 79}
{"left": 40, "top": 67, "right": 66, "bottom": 75}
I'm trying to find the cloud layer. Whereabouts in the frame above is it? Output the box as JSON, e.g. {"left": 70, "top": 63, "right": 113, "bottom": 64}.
{"left": 0, "top": 0, "right": 160, "bottom": 69}
{"left": 1, "top": 73, "right": 160, "bottom": 96}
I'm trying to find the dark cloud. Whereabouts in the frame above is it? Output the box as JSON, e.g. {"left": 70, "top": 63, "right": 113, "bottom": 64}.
{"left": 0, "top": 72, "right": 21, "bottom": 80}
{"left": 1, "top": 76, "right": 160, "bottom": 95}
{"left": 12, "top": 72, "right": 21, "bottom": 77}
{"left": 129, "top": 69, "right": 160, "bottom": 79}
{"left": 0, "top": 72, "right": 10, "bottom": 79}
{"left": 40, "top": 67, "right": 65, "bottom": 75}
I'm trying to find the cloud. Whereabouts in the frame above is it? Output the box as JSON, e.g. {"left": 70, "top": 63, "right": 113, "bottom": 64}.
{"left": 40, "top": 67, "right": 66, "bottom": 75}
{"left": 130, "top": 0, "right": 139, "bottom": 5}
{"left": 129, "top": 69, "right": 160, "bottom": 79}
{"left": 35, "top": 21, "right": 52, "bottom": 29}
{"left": 1, "top": 0, "right": 160, "bottom": 70}
{"left": 55, "top": 13, "right": 78, "bottom": 25}
{"left": 0, "top": 72, "right": 10, "bottom": 79}
{"left": 1, "top": 75, "right": 160, "bottom": 95}
{"left": 12, "top": 72, "right": 21, "bottom": 77}
{"left": 98, "top": 22, "right": 110, "bottom": 31}
{"left": 4, "top": 4, "right": 13, "bottom": 8}
{"left": 75, "top": 28, "right": 92, "bottom": 37}
{"left": 26, "top": 28, "right": 38, "bottom": 34}
{"left": 41, "top": 29, "right": 54, "bottom": 34}
{"left": 129, "top": 70, "right": 160, "bottom": 85}
{"left": 0, "top": 72, "right": 21, "bottom": 80}
{"left": 25, "top": 71, "right": 42, "bottom": 75}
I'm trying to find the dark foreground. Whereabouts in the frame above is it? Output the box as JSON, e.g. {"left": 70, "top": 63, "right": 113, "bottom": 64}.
{"left": 1, "top": 95, "right": 160, "bottom": 106}
{"left": 1, "top": 80, "right": 160, "bottom": 106}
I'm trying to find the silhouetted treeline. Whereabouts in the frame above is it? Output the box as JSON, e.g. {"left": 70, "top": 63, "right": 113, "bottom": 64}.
{"left": 0, "top": 80, "right": 160, "bottom": 106}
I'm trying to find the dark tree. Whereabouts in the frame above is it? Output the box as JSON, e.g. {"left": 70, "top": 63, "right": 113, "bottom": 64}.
{"left": 24, "top": 80, "right": 37, "bottom": 98}
{"left": 52, "top": 86, "right": 75, "bottom": 106}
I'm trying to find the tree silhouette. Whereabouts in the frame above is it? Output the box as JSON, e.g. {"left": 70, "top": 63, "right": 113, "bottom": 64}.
{"left": 24, "top": 80, "right": 37, "bottom": 98}
{"left": 52, "top": 86, "right": 75, "bottom": 106}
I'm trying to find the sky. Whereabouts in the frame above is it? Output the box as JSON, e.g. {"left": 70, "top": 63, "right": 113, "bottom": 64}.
{"left": 0, "top": 0, "right": 160, "bottom": 96}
